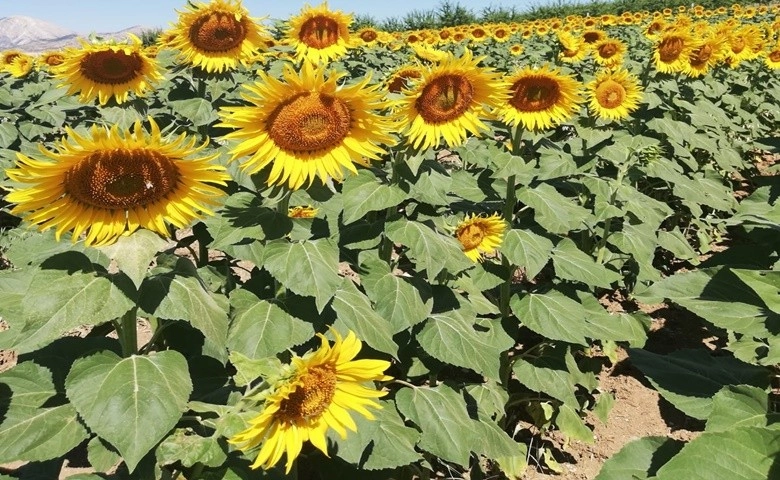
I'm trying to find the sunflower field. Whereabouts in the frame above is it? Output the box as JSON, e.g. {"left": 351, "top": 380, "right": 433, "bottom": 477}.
{"left": 0, "top": 0, "right": 779, "bottom": 478}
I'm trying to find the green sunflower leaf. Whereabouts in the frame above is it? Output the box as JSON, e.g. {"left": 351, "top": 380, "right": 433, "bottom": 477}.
{"left": 385, "top": 218, "right": 473, "bottom": 280}
{"left": 331, "top": 279, "right": 397, "bottom": 356}
{"left": 501, "top": 229, "right": 554, "bottom": 280}
{"left": 361, "top": 257, "right": 432, "bottom": 332}
{"left": 65, "top": 350, "right": 192, "bottom": 472}
{"left": 0, "top": 404, "right": 88, "bottom": 464}
{"left": 342, "top": 170, "right": 408, "bottom": 225}
{"left": 517, "top": 183, "right": 593, "bottom": 234}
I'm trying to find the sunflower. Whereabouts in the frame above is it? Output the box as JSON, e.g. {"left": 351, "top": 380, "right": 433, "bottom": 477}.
{"left": 229, "top": 330, "right": 391, "bottom": 473}
{"left": 592, "top": 37, "right": 626, "bottom": 67}
{"left": 1, "top": 50, "right": 23, "bottom": 70}
{"left": 586, "top": 68, "right": 642, "bottom": 121}
{"left": 765, "top": 43, "right": 780, "bottom": 69}
{"left": 218, "top": 61, "right": 395, "bottom": 190}
{"left": 509, "top": 44, "right": 524, "bottom": 56}
{"left": 385, "top": 64, "right": 424, "bottom": 93}
{"left": 495, "top": 64, "right": 582, "bottom": 131}
{"left": 38, "top": 51, "right": 65, "bottom": 68}
{"left": 455, "top": 213, "right": 506, "bottom": 262}
{"left": 724, "top": 24, "right": 765, "bottom": 67}
{"left": 395, "top": 49, "right": 505, "bottom": 151}
{"left": 4, "top": 118, "right": 229, "bottom": 247}
{"left": 469, "top": 26, "right": 489, "bottom": 42}
{"left": 169, "top": 0, "right": 268, "bottom": 73}
{"left": 557, "top": 31, "right": 587, "bottom": 63}
{"left": 286, "top": 2, "right": 352, "bottom": 64}
{"left": 54, "top": 35, "right": 163, "bottom": 105}
{"left": 653, "top": 29, "right": 694, "bottom": 73}
{"left": 581, "top": 29, "right": 606, "bottom": 45}
{"left": 288, "top": 205, "right": 318, "bottom": 218}
{"left": 682, "top": 35, "right": 726, "bottom": 77}
{"left": 354, "top": 27, "right": 380, "bottom": 46}
{"left": 491, "top": 25, "right": 512, "bottom": 43}
{"left": 6, "top": 54, "right": 34, "bottom": 78}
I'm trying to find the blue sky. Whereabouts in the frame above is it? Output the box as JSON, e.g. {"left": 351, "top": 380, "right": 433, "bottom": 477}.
{"left": 3, "top": 0, "right": 545, "bottom": 34}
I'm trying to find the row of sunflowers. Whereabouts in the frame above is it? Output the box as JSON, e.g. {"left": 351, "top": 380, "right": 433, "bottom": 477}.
{"left": 0, "top": 0, "right": 778, "bottom": 478}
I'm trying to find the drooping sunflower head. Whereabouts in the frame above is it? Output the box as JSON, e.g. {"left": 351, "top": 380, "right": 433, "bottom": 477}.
{"left": 496, "top": 64, "right": 583, "bottom": 131}
{"left": 169, "top": 0, "right": 269, "bottom": 73}
{"left": 6, "top": 54, "right": 34, "bottom": 78}
{"left": 653, "top": 28, "right": 694, "bottom": 73}
{"left": 455, "top": 213, "right": 507, "bottom": 262}
{"left": 724, "top": 24, "right": 766, "bottom": 67}
{"left": 396, "top": 49, "right": 506, "bottom": 151}
{"left": 4, "top": 118, "right": 230, "bottom": 247}
{"left": 586, "top": 68, "right": 643, "bottom": 122}
{"left": 385, "top": 64, "right": 424, "bottom": 93}
{"left": 557, "top": 31, "right": 587, "bottom": 63}
{"left": 592, "top": 37, "right": 626, "bottom": 67}
{"left": 37, "top": 51, "right": 65, "bottom": 69}
{"left": 765, "top": 42, "right": 780, "bottom": 69}
{"left": 286, "top": 2, "right": 352, "bottom": 64}
{"left": 217, "top": 61, "right": 396, "bottom": 190}
{"left": 54, "top": 35, "right": 163, "bottom": 105}
{"left": 228, "top": 329, "right": 391, "bottom": 473}
{"left": 410, "top": 43, "right": 448, "bottom": 63}
{"left": 682, "top": 34, "right": 727, "bottom": 77}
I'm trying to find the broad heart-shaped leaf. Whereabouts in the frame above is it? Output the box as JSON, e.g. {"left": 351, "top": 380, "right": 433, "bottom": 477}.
{"left": 330, "top": 400, "right": 422, "bottom": 470}
{"left": 396, "top": 384, "right": 518, "bottom": 467}
{"left": 385, "top": 219, "right": 473, "bottom": 280}
{"left": 654, "top": 427, "right": 780, "bottom": 480}
{"left": 168, "top": 98, "right": 218, "bottom": 126}
{"left": 331, "top": 279, "right": 397, "bottom": 356}
{"left": 731, "top": 270, "right": 780, "bottom": 314}
{"left": 0, "top": 362, "right": 56, "bottom": 408}
{"left": 0, "top": 404, "right": 88, "bottom": 463}
{"left": 628, "top": 349, "right": 769, "bottom": 420}
{"left": 511, "top": 291, "right": 648, "bottom": 346}
{"left": 706, "top": 385, "right": 780, "bottom": 432}
{"left": 418, "top": 306, "right": 513, "bottom": 381}
{"left": 360, "top": 257, "right": 432, "bottom": 333}
{"left": 633, "top": 267, "right": 779, "bottom": 338}
{"left": 341, "top": 170, "right": 408, "bottom": 225}
{"left": 97, "top": 230, "right": 167, "bottom": 287}
{"left": 262, "top": 238, "right": 341, "bottom": 312}
{"left": 516, "top": 183, "right": 593, "bottom": 234}
{"left": 594, "top": 436, "right": 685, "bottom": 480}
{"left": 139, "top": 269, "right": 229, "bottom": 361}
{"left": 555, "top": 403, "right": 594, "bottom": 443}
{"left": 501, "top": 229, "right": 554, "bottom": 280}
{"left": 65, "top": 350, "right": 193, "bottom": 472}
{"left": 551, "top": 238, "right": 621, "bottom": 289}
{"left": 0, "top": 261, "right": 135, "bottom": 353}
{"left": 512, "top": 349, "right": 578, "bottom": 406}
{"left": 227, "top": 289, "right": 314, "bottom": 359}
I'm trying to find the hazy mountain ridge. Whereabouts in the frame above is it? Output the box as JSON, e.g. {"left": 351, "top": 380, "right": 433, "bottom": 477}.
{"left": 0, "top": 16, "right": 148, "bottom": 54}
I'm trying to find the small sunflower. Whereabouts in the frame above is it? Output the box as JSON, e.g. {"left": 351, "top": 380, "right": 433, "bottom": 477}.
{"left": 495, "top": 64, "right": 583, "bottom": 131}
{"left": 4, "top": 118, "right": 229, "bottom": 247}
{"left": 1, "top": 50, "right": 23, "bottom": 70}
{"left": 38, "top": 51, "right": 65, "bottom": 69}
{"left": 411, "top": 43, "right": 448, "bottom": 63}
{"left": 653, "top": 29, "right": 694, "bottom": 73}
{"left": 586, "top": 68, "right": 642, "bottom": 121}
{"left": 354, "top": 27, "right": 380, "bottom": 46}
{"left": 592, "top": 37, "right": 626, "bottom": 67}
{"left": 455, "top": 213, "right": 506, "bottom": 262}
{"left": 396, "top": 49, "right": 505, "bottom": 151}
{"left": 385, "top": 64, "right": 424, "bottom": 93}
{"left": 6, "top": 54, "right": 34, "bottom": 78}
{"left": 54, "top": 35, "right": 163, "bottom": 105}
{"left": 169, "top": 0, "right": 268, "bottom": 73}
{"left": 288, "top": 205, "right": 318, "bottom": 218}
{"left": 509, "top": 44, "right": 524, "bottom": 56}
{"left": 286, "top": 2, "right": 352, "bottom": 64}
{"left": 581, "top": 29, "right": 606, "bottom": 45}
{"left": 765, "top": 43, "right": 780, "bottom": 69}
{"left": 217, "top": 61, "right": 396, "bottom": 190}
{"left": 229, "top": 330, "right": 392, "bottom": 473}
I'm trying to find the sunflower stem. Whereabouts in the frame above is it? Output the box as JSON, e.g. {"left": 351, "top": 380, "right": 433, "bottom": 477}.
{"left": 500, "top": 125, "right": 522, "bottom": 318}
{"left": 595, "top": 161, "right": 628, "bottom": 264}
{"left": 117, "top": 307, "right": 138, "bottom": 357}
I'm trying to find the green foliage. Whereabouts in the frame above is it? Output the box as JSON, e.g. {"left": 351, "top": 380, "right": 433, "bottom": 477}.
{"left": 0, "top": 2, "right": 779, "bottom": 479}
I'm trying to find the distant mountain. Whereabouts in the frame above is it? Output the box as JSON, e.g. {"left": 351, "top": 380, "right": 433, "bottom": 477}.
{"left": 0, "top": 16, "right": 148, "bottom": 54}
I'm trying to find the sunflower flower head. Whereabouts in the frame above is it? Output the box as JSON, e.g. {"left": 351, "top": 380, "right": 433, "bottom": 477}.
{"left": 455, "top": 213, "right": 507, "bottom": 262}
{"left": 286, "top": 2, "right": 353, "bottom": 64}
{"left": 218, "top": 61, "right": 396, "bottom": 190}
{"left": 169, "top": 0, "right": 269, "bottom": 73}
{"left": 6, "top": 54, "right": 34, "bottom": 78}
{"left": 54, "top": 35, "right": 163, "bottom": 105}
{"left": 396, "top": 49, "right": 506, "bottom": 151}
{"left": 4, "top": 118, "right": 230, "bottom": 247}
{"left": 229, "top": 330, "right": 392, "bottom": 473}
{"left": 495, "top": 64, "right": 583, "bottom": 131}
{"left": 586, "top": 68, "right": 643, "bottom": 121}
